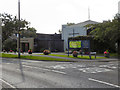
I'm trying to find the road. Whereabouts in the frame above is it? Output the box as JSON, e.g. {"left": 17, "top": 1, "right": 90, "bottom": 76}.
{"left": 1, "top": 58, "right": 120, "bottom": 89}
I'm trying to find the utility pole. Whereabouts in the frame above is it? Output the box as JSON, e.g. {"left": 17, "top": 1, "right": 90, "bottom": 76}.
{"left": 88, "top": 7, "right": 90, "bottom": 20}
{"left": 18, "top": 0, "right": 21, "bottom": 58}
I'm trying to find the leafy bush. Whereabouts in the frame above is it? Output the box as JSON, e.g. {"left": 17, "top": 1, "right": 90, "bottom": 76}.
{"left": 10, "top": 50, "right": 13, "bottom": 52}
{"left": 72, "top": 51, "right": 78, "bottom": 57}
{"left": 43, "top": 50, "right": 51, "bottom": 55}
{"left": 40, "top": 48, "right": 45, "bottom": 52}
{"left": 28, "top": 49, "right": 32, "bottom": 54}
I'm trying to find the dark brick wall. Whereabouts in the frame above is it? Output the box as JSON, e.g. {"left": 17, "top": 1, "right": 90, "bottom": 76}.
{"left": 34, "top": 33, "right": 64, "bottom": 52}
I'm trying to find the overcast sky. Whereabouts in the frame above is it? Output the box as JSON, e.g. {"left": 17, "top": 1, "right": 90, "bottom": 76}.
{"left": 0, "top": 0, "right": 119, "bottom": 34}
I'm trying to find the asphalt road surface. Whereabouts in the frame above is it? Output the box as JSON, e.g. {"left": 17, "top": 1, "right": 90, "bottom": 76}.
{"left": 1, "top": 58, "right": 120, "bottom": 89}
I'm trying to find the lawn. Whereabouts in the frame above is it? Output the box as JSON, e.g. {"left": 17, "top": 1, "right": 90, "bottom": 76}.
{"left": 39, "top": 54, "right": 107, "bottom": 59}
{"left": 97, "top": 53, "right": 119, "bottom": 57}
{"left": 2, "top": 53, "right": 18, "bottom": 58}
{"left": 1, "top": 53, "right": 72, "bottom": 62}
{"left": 108, "top": 53, "right": 119, "bottom": 57}
{"left": 20, "top": 55, "right": 71, "bottom": 61}
{"left": 1, "top": 53, "right": 107, "bottom": 62}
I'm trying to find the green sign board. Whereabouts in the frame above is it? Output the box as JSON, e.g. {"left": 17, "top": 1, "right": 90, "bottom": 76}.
{"left": 69, "top": 41, "right": 81, "bottom": 48}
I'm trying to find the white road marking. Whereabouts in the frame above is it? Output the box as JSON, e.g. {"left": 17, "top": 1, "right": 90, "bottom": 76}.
{"left": 23, "top": 65, "right": 66, "bottom": 75}
{"left": 51, "top": 70, "right": 66, "bottom": 74}
{"left": 6, "top": 63, "right": 10, "bottom": 64}
{"left": 0, "top": 79, "right": 16, "bottom": 88}
{"left": 88, "top": 78, "right": 120, "bottom": 88}
{"left": 78, "top": 67, "right": 112, "bottom": 73}
{"left": 23, "top": 60, "right": 40, "bottom": 63}
{"left": 47, "top": 64, "right": 86, "bottom": 70}
{"left": 99, "top": 64, "right": 117, "bottom": 69}
{"left": 23, "top": 65, "right": 51, "bottom": 71}
{"left": 16, "top": 69, "right": 19, "bottom": 71}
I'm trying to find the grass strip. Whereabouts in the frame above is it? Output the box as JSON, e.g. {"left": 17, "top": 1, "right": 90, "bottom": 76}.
{"left": 1, "top": 53, "right": 107, "bottom": 62}
{"left": 1, "top": 53, "right": 72, "bottom": 62}
{"left": 2, "top": 53, "right": 18, "bottom": 58}
{"left": 97, "top": 53, "right": 119, "bottom": 57}
{"left": 20, "top": 55, "right": 71, "bottom": 62}
{"left": 39, "top": 54, "right": 106, "bottom": 59}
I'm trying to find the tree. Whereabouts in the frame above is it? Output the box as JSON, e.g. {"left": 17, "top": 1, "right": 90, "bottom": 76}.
{"left": 58, "top": 29, "right": 62, "bottom": 34}
{"left": 86, "top": 14, "right": 120, "bottom": 54}
{"left": 21, "top": 27, "right": 36, "bottom": 38}
{"left": 1, "top": 13, "right": 37, "bottom": 51}
{"left": 1, "top": 13, "right": 36, "bottom": 43}
{"left": 67, "top": 22, "right": 75, "bottom": 26}
{"left": 3, "top": 38, "right": 17, "bottom": 51}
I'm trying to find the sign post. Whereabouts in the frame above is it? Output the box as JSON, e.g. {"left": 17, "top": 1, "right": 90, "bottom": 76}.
{"left": 18, "top": 0, "right": 21, "bottom": 58}
{"left": 81, "top": 40, "right": 91, "bottom": 59}
{"left": 68, "top": 40, "right": 82, "bottom": 57}
{"left": 68, "top": 40, "right": 91, "bottom": 59}
{"left": 69, "top": 40, "right": 81, "bottom": 49}
{"left": 68, "top": 40, "right": 69, "bottom": 57}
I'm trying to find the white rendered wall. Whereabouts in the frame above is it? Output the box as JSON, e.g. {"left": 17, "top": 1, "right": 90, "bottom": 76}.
{"left": 62, "top": 20, "right": 99, "bottom": 51}
{"left": 62, "top": 25, "right": 87, "bottom": 51}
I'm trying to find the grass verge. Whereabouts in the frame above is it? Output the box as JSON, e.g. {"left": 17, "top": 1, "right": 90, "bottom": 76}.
{"left": 2, "top": 53, "right": 18, "bottom": 58}
{"left": 39, "top": 54, "right": 107, "bottom": 59}
{"left": 1, "top": 53, "right": 72, "bottom": 62}
{"left": 97, "top": 53, "right": 119, "bottom": 57}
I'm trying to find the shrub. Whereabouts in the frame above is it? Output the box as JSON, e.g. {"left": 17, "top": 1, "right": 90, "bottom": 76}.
{"left": 10, "top": 50, "right": 13, "bottom": 53}
{"left": 104, "top": 50, "right": 110, "bottom": 58}
{"left": 43, "top": 50, "right": 50, "bottom": 55}
{"left": 3, "top": 50, "right": 6, "bottom": 53}
{"left": 72, "top": 51, "right": 78, "bottom": 57}
{"left": 55, "top": 49, "right": 58, "bottom": 52}
{"left": 28, "top": 49, "right": 32, "bottom": 54}
{"left": 40, "top": 48, "right": 45, "bottom": 52}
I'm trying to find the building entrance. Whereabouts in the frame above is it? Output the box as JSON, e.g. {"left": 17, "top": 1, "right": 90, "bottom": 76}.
{"left": 17, "top": 38, "right": 34, "bottom": 52}
{"left": 22, "top": 43, "right": 29, "bottom": 52}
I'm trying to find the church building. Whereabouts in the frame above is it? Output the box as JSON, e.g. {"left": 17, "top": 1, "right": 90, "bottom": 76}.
{"left": 62, "top": 20, "right": 99, "bottom": 51}
{"left": 17, "top": 33, "right": 64, "bottom": 52}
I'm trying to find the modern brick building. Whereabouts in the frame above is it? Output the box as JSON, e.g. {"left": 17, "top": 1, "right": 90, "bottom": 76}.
{"left": 17, "top": 33, "right": 64, "bottom": 52}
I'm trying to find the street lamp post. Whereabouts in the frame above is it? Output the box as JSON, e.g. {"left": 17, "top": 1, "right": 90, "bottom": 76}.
{"left": 18, "top": 0, "right": 21, "bottom": 58}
